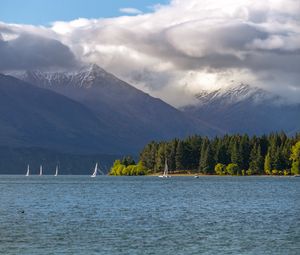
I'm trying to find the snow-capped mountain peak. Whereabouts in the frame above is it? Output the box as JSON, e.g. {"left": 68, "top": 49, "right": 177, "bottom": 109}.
{"left": 195, "top": 83, "right": 281, "bottom": 106}
{"left": 77, "top": 63, "right": 117, "bottom": 85}
{"left": 10, "top": 63, "right": 120, "bottom": 89}
{"left": 183, "top": 83, "right": 300, "bottom": 135}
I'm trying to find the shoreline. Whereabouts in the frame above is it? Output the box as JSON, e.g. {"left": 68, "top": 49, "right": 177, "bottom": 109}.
{"left": 147, "top": 173, "right": 293, "bottom": 177}
{"left": 0, "top": 174, "right": 296, "bottom": 177}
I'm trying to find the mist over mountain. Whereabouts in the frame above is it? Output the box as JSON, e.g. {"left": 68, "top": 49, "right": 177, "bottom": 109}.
{"left": 183, "top": 84, "right": 300, "bottom": 135}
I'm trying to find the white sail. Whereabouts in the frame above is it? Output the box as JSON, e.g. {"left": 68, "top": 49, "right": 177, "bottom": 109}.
{"left": 39, "top": 165, "right": 43, "bottom": 176}
{"left": 25, "top": 165, "right": 30, "bottom": 176}
{"left": 163, "top": 160, "right": 168, "bottom": 176}
{"left": 159, "top": 159, "right": 171, "bottom": 178}
{"left": 54, "top": 165, "right": 58, "bottom": 176}
{"left": 90, "top": 163, "right": 98, "bottom": 177}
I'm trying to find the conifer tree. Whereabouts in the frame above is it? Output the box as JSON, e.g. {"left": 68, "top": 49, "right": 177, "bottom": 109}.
{"left": 199, "top": 138, "right": 209, "bottom": 173}
{"left": 264, "top": 152, "right": 271, "bottom": 175}
{"left": 272, "top": 147, "right": 284, "bottom": 170}
{"left": 249, "top": 144, "right": 263, "bottom": 174}
{"left": 199, "top": 145, "right": 214, "bottom": 174}
{"left": 156, "top": 144, "right": 165, "bottom": 172}
{"left": 168, "top": 140, "right": 177, "bottom": 172}
{"left": 215, "top": 140, "right": 228, "bottom": 165}
{"left": 140, "top": 142, "right": 159, "bottom": 170}
{"left": 240, "top": 135, "right": 250, "bottom": 170}
{"left": 186, "top": 135, "right": 202, "bottom": 170}
{"left": 231, "top": 140, "right": 242, "bottom": 168}
{"left": 175, "top": 141, "right": 184, "bottom": 170}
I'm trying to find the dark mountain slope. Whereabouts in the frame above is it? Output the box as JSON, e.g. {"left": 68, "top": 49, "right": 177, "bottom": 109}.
{"left": 0, "top": 146, "right": 118, "bottom": 175}
{"left": 0, "top": 74, "right": 129, "bottom": 154}
{"left": 17, "top": 64, "right": 220, "bottom": 147}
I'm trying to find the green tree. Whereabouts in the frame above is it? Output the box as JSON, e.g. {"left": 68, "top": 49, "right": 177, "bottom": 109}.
{"left": 226, "top": 163, "right": 239, "bottom": 175}
{"left": 175, "top": 141, "right": 184, "bottom": 170}
{"left": 121, "top": 156, "right": 135, "bottom": 166}
{"left": 199, "top": 144, "right": 214, "bottom": 174}
{"left": 135, "top": 161, "right": 147, "bottom": 175}
{"left": 215, "top": 143, "right": 228, "bottom": 165}
{"left": 264, "top": 152, "right": 272, "bottom": 175}
{"left": 282, "top": 139, "right": 292, "bottom": 170}
{"left": 249, "top": 144, "right": 263, "bottom": 174}
{"left": 168, "top": 140, "right": 177, "bottom": 172}
{"left": 231, "top": 140, "right": 242, "bottom": 168}
{"left": 156, "top": 144, "right": 166, "bottom": 172}
{"left": 140, "top": 142, "right": 157, "bottom": 172}
{"left": 187, "top": 136, "right": 202, "bottom": 170}
{"left": 272, "top": 147, "right": 284, "bottom": 170}
{"left": 109, "top": 160, "right": 148, "bottom": 176}
{"left": 215, "top": 163, "right": 225, "bottom": 175}
{"left": 290, "top": 141, "right": 300, "bottom": 175}
{"left": 199, "top": 138, "right": 209, "bottom": 172}
{"left": 240, "top": 135, "right": 250, "bottom": 170}
{"left": 110, "top": 160, "right": 125, "bottom": 176}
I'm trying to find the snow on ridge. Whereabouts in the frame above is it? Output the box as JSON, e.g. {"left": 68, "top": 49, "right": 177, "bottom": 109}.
{"left": 9, "top": 64, "right": 120, "bottom": 89}
{"left": 194, "top": 83, "right": 282, "bottom": 106}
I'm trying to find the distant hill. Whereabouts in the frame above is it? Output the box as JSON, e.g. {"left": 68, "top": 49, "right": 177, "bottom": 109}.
{"left": 182, "top": 84, "right": 300, "bottom": 135}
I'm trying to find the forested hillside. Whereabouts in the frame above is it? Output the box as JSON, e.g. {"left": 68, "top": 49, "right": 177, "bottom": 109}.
{"left": 138, "top": 132, "right": 300, "bottom": 175}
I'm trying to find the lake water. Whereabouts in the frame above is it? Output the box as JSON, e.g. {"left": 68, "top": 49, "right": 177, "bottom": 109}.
{"left": 0, "top": 176, "right": 299, "bottom": 255}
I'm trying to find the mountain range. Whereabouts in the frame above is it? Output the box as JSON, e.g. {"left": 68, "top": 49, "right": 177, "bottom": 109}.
{"left": 0, "top": 65, "right": 299, "bottom": 174}
{"left": 1, "top": 65, "right": 216, "bottom": 155}
{"left": 182, "top": 84, "right": 300, "bottom": 135}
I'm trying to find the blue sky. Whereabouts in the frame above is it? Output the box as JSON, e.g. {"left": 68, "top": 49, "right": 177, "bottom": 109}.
{"left": 0, "top": 0, "right": 170, "bottom": 25}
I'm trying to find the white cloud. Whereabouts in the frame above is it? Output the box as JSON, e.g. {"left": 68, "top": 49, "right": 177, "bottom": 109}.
{"left": 119, "top": 8, "right": 143, "bottom": 15}
{"left": 1, "top": 0, "right": 300, "bottom": 106}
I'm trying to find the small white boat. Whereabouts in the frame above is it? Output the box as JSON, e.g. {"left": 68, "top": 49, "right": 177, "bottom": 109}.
{"left": 194, "top": 175, "right": 199, "bottom": 178}
{"left": 25, "top": 165, "right": 30, "bottom": 176}
{"left": 90, "top": 163, "right": 98, "bottom": 178}
{"left": 39, "top": 165, "right": 43, "bottom": 176}
{"left": 158, "top": 159, "right": 171, "bottom": 178}
{"left": 54, "top": 165, "right": 58, "bottom": 176}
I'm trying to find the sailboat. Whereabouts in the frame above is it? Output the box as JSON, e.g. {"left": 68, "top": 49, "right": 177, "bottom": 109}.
{"left": 54, "top": 165, "right": 58, "bottom": 176}
{"left": 39, "top": 165, "right": 43, "bottom": 176}
{"left": 25, "top": 165, "right": 30, "bottom": 176}
{"left": 90, "top": 163, "right": 98, "bottom": 178}
{"left": 158, "top": 159, "right": 171, "bottom": 178}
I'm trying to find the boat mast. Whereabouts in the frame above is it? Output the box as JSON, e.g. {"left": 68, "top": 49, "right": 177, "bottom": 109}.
{"left": 26, "top": 164, "right": 30, "bottom": 176}
{"left": 54, "top": 165, "right": 58, "bottom": 176}
{"left": 164, "top": 159, "right": 168, "bottom": 176}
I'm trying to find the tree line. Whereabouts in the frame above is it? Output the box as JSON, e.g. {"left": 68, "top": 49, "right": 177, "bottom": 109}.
{"left": 138, "top": 132, "right": 300, "bottom": 175}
